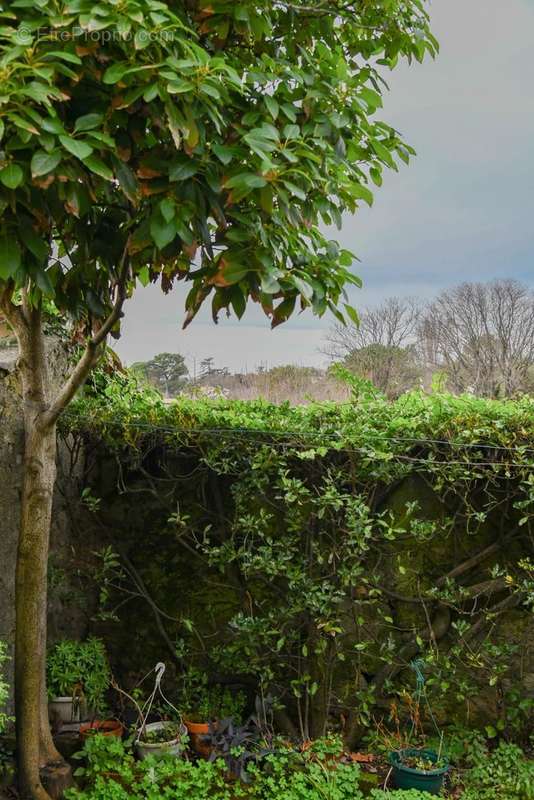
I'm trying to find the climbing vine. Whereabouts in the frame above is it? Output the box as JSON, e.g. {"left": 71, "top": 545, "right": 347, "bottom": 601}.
{"left": 62, "top": 374, "right": 534, "bottom": 744}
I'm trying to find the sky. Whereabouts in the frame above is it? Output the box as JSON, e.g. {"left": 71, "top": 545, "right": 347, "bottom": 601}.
{"left": 115, "top": 0, "right": 534, "bottom": 375}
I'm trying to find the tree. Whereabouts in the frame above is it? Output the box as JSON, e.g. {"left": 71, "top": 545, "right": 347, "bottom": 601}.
{"left": 0, "top": 1, "right": 436, "bottom": 797}
{"left": 418, "top": 280, "right": 534, "bottom": 397}
{"left": 132, "top": 352, "right": 189, "bottom": 397}
{"left": 324, "top": 297, "right": 421, "bottom": 396}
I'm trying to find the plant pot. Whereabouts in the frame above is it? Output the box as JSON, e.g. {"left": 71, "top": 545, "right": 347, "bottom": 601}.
{"left": 389, "top": 748, "right": 449, "bottom": 795}
{"left": 184, "top": 719, "right": 217, "bottom": 758}
{"left": 80, "top": 720, "right": 124, "bottom": 740}
{"left": 135, "top": 721, "right": 188, "bottom": 761}
{"left": 48, "top": 696, "right": 86, "bottom": 724}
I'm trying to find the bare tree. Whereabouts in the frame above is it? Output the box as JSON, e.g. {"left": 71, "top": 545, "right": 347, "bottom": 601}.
{"left": 324, "top": 297, "right": 421, "bottom": 396}
{"left": 418, "top": 280, "right": 534, "bottom": 397}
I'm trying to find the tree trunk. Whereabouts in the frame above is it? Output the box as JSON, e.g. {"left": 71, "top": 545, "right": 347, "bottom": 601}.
{"left": 1, "top": 263, "right": 127, "bottom": 800}
{"left": 12, "top": 307, "right": 68, "bottom": 800}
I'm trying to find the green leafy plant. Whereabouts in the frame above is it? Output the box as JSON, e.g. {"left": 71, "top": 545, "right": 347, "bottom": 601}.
{"left": 459, "top": 742, "right": 534, "bottom": 800}
{"left": 46, "top": 639, "right": 110, "bottom": 713}
{"left": 140, "top": 722, "right": 187, "bottom": 745}
{"left": 67, "top": 734, "right": 363, "bottom": 800}
{"left": 180, "top": 668, "right": 246, "bottom": 723}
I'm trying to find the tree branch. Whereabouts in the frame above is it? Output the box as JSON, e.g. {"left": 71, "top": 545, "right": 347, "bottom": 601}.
{"left": 40, "top": 241, "right": 131, "bottom": 431}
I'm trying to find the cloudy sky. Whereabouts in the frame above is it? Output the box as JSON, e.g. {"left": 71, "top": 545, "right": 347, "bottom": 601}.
{"left": 116, "top": 0, "right": 534, "bottom": 375}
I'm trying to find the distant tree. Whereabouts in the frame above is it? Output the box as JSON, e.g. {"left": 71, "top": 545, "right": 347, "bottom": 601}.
{"left": 343, "top": 342, "right": 421, "bottom": 397}
{"left": 325, "top": 298, "right": 421, "bottom": 396}
{"left": 132, "top": 352, "right": 188, "bottom": 397}
{"left": 199, "top": 357, "right": 228, "bottom": 380}
{"left": 418, "top": 280, "right": 534, "bottom": 397}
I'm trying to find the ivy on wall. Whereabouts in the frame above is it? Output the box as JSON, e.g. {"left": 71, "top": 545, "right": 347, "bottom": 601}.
{"left": 63, "top": 376, "right": 534, "bottom": 744}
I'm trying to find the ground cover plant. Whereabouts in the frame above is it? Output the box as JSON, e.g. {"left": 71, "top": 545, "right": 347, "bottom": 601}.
{"left": 62, "top": 731, "right": 534, "bottom": 800}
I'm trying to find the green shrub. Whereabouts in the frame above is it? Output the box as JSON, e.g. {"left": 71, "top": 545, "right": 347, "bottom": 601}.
{"left": 47, "top": 638, "right": 110, "bottom": 713}
{"left": 460, "top": 742, "right": 534, "bottom": 800}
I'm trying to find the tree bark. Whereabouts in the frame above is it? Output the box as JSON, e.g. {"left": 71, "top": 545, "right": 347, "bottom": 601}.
{"left": 12, "top": 304, "right": 64, "bottom": 800}
{"left": 1, "top": 258, "right": 129, "bottom": 800}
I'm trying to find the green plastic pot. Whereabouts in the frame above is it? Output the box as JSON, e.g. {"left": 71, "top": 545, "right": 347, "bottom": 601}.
{"left": 389, "top": 748, "right": 449, "bottom": 795}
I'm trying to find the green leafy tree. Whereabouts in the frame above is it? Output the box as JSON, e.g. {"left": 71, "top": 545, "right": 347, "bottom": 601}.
{"left": 132, "top": 352, "right": 189, "bottom": 396}
{"left": 0, "top": 1, "right": 436, "bottom": 796}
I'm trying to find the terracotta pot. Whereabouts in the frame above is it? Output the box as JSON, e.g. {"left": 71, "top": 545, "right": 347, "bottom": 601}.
{"left": 80, "top": 720, "right": 124, "bottom": 740}
{"left": 184, "top": 719, "right": 217, "bottom": 757}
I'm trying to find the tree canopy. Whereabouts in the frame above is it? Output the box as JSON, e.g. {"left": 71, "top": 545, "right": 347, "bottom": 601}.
{"left": 0, "top": 0, "right": 437, "bottom": 330}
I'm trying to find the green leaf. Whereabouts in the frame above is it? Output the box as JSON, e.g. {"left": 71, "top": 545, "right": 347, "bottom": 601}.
{"left": 74, "top": 113, "right": 104, "bottom": 132}
{"left": 34, "top": 267, "right": 54, "bottom": 296}
{"left": 102, "top": 63, "right": 129, "bottom": 84}
{"left": 169, "top": 160, "right": 198, "bottom": 182}
{"left": 281, "top": 180, "right": 306, "bottom": 201}
{"left": 43, "top": 50, "right": 82, "bottom": 65}
{"left": 350, "top": 183, "right": 374, "bottom": 206}
{"left": 159, "top": 198, "right": 175, "bottom": 223}
{"left": 371, "top": 139, "right": 396, "bottom": 168}
{"left": 343, "top": 304, "right": 360, "bottom": 325}
{"left": 137, "top": 266, "right": 150, "bottom": 287}
{"left": 211, "top": 143, "right": 234, "bottom": 165}
{"left": 0, "top": 120, "right": 4, "bottom": 143}
{"left": 41, "top": 117, "right": 65, "bottom": 135}
{"left": 31, "top": 150, "right": 61, "bottom": 177}
{"left": 0, "top": 236, "right": 21, "bottom": 279}
{"left": 221, "top": 261, "right": 249, "bottom": 284}
{"left": 265, "top": 96, "right": 279, "bottom": 120}
{"left": 82, "top": 155, "right": 113, "bottom": 180}
{"left": 59, "top": 136, "right": 93, "bottom": 160}
{"left": 20, "top": 226, "right": 48, "bottom": 261}
{"left": 0, "top": 164, "right": 23, "bottom": 189}
{"left": 167, "top": 79, "right": 194, "bottom": 94}
{"left": 230, "top": 286, "right": 246, "bottom": 319}
{"left": 113, "top": 158, "right": 138, "bottom": 205}
{"left": 293, "top": 276, "right": 313, "bottom": 300}
{"left": 150, "top": 213, "right": 176, "bottom": 250}
{"left": 225, "top": 173, "right": 267, "bottom": 190}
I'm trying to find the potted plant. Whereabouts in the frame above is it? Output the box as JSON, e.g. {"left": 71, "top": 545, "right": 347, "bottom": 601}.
{"left": 380, "top": 662, "right": 450, "bottom": 796}
{"left": 389, "top": 748, "right": 449, "bottom": 795}
{"left": 181, "top": 668, "right": 246, "bottom": 756}
{"left": 47, "top": 638, "right": 110, "bottom": 724}
{"left": 135, "top": 720, "right": 189, "bottom": 761}
{"left": 117, "top": 662, "right": 189, "bottom": 761}
{"left": 204, "top": 716, "right": 274, "bottom": 782}
{"left": 79, "top": 720, "right": 124, "bottom": 740}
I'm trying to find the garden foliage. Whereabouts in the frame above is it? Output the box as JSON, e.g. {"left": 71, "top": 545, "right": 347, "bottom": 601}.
{"left": 65, "top": 377, "right": 534, "bottom": 742}
{"left": 67, "top": 734, "right": 364, "bottom": 800}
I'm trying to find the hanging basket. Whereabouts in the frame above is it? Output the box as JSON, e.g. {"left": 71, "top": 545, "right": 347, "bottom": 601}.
{"left": 131, "top": 663, "right": 188, "bottom": 760}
